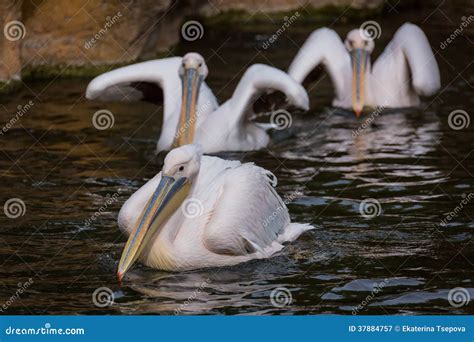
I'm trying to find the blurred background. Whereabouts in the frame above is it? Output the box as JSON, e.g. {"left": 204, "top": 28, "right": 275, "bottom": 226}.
{"left": 0, "top": 0, "right": 473, "bottom": 90}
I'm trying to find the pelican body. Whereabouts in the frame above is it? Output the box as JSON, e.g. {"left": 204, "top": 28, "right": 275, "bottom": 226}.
{"left": 288, "top": 23, "right": 441, "bottom": 116}
{"left": 117, "top": 144, "right": 313, "bottom": 279}
{"left": 86, "top": 54, "right": 308, "bottom": 153}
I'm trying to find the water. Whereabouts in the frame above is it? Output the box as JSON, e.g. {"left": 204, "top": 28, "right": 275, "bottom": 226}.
{"left": 1, "top": 13, "right": 473, "bottom": 315}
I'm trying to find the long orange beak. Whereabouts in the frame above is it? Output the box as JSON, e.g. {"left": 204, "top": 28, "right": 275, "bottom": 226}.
{"left": 175, "top": 67, "right": 203, "bottom": 146}
{"left": 117, "top": 176, "right": 191, "bottom": 282}
{"left": 351, "top": 48, "right": 369, "bottom": 117}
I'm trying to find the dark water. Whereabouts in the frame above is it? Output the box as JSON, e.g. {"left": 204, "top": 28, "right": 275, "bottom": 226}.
{"left": 1, "top": 12, "right": 473, "bottom": 315}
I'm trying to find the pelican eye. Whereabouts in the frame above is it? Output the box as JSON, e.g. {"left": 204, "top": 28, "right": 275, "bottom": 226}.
{"left": 178, "top": 166, "right": 184, "bottom": 171}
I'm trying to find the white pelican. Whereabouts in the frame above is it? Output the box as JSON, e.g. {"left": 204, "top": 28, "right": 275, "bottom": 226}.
{"left": 86, "top": 53, "right": 309, "bottom": 153}
{"left": 116, "top": 144, "right": 313, "bottom": 280}
{"left": 288, "top": 23, "right": 441, "bottom": 116}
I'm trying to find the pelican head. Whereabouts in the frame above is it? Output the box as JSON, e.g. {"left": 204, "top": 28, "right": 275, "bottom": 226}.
{"left": 175, "top": 53, "right": 208, "bottom": 146}
{"left": 117, "top": 144, "right": 203, "bottom": 281}
{"left": 344, "top": 29, "right": 374, "bottom": 117}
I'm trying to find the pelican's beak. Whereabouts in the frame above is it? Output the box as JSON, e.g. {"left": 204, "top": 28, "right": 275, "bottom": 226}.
{"left": 117, "top": 175, "right": 191, "bottom": 282}
{"left": 175, "top": 67, "right": 203, "bottom": 146}
{"left": 350, "top": 48, "right": 369, "bottom": 117}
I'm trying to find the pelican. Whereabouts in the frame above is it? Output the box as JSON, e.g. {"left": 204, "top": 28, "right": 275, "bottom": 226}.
{"left": 86, "top": 53, "right": 309, "bottom": 153}
{"left": 116, "top": 144, "right": 313, "bottom": 280}
{"left": 288, "top": 23, "right": 441, "bottom": 116}
{"left": 86, "top": 53, "right": 218, "bottom": 152}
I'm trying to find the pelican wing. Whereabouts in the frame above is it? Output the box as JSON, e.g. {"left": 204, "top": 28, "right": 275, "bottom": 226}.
{"left": 372, "top": 23, "right": 440, "bottom": 102}
{"left": 195, "top": 157, "right": 290, "bottom": 256}
{"left": 288, "top": 27, "right": 350, "bottom": 100}
{"left": 223, "top": 64, "right": 309, "bottom": 127}
{"left": 86, "top": 58, "right": 180, "bottom": 105}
